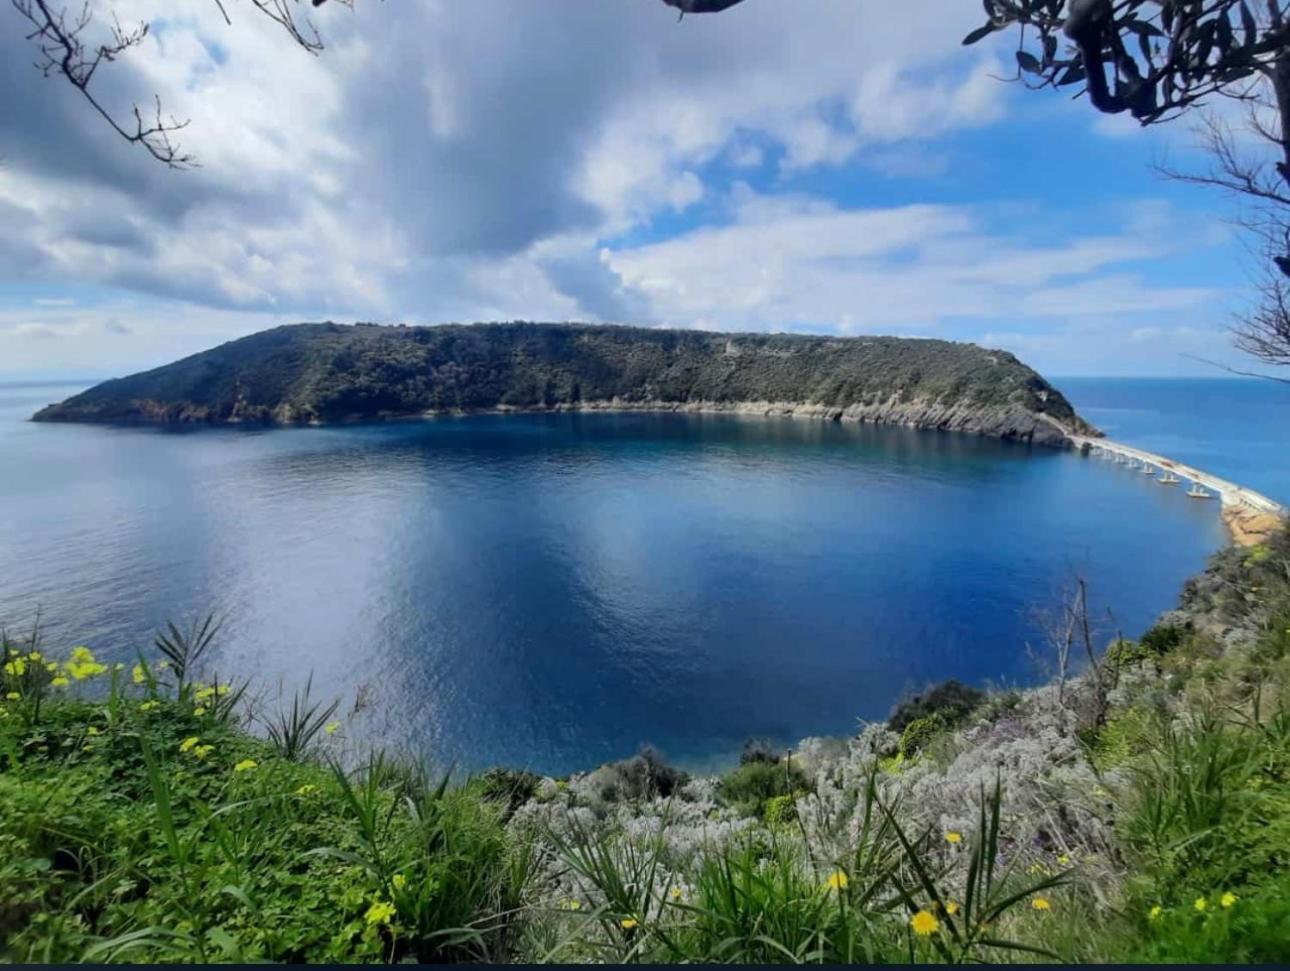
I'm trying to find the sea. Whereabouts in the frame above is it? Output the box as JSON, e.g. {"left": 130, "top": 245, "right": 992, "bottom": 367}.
{"left": 1, "top": 377, "right": 1286, "bottom": 775}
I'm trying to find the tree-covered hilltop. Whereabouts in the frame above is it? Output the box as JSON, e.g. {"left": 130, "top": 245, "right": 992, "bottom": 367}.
{"left": 32, "top": 322, "right": 1098, "bottom": 445}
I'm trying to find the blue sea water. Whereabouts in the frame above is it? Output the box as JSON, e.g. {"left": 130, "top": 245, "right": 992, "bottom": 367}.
{"left": 0, "top": 377, "right": 1285, "bottom": 775}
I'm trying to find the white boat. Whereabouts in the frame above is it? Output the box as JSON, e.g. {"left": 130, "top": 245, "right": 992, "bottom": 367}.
{"left": 1187, "top": 482, "right": 1212, "bottom": 499}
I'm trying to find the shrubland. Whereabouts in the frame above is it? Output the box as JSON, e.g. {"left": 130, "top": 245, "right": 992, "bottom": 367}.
{"left": 3, "top": 527, "right": 1289, "bottom": 963}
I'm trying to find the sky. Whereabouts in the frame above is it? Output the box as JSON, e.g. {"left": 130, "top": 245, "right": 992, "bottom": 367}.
{"left": 0, "top": 0, "right": 1274, "bottom": 380}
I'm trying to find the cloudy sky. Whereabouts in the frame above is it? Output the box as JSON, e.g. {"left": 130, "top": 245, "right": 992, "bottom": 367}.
{"left": 0, "top": 0, "right": 1267, "bottom": 379}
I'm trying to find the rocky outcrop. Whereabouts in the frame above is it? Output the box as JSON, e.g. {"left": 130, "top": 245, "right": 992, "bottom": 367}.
{"left": 33, "top": 322, "right": 1096, "bottom": 446}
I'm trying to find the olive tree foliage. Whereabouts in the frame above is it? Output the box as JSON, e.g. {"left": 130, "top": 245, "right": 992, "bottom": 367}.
{"left": 8, "top": 0, "right": 349, "bottom": 167}
{"left": 964, "top": 1, "right": 1290, "bottom": 372}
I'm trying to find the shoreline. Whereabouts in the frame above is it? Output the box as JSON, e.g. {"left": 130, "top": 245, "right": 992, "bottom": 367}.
{"left": 40, "top": 396, "right": 1083, "bottom": 448}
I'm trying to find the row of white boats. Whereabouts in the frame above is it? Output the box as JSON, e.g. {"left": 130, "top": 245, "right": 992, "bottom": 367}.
{"left": 1096, "top": 450, "right": 1213, "bottom": 498}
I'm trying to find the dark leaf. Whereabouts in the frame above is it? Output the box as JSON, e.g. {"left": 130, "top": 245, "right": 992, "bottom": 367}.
{"left": 1056, "top": 63, "right": 1087, "bottom": 86}
{"left": 1016, "top": 50, "right": 1042, "bottom": 74}
{"left": 962, "top": 23, "right": 999, "bottom": 46}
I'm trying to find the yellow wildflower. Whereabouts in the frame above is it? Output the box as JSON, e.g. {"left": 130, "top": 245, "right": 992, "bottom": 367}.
{"left": 945, "top": 830, "right": 962, "bottom": 845}
{"left": 1194, "top": 897, "right": 1207, "bottom": 913}
{"left": 51, "top": 676, "right": 70, "bottom": 688}
{"left": 86, "top": 726, "right": 100, "bottom": 736}
{"left": 193, "top": 706, "right": 208, "bottom": 717}
{"left": 27, "top": 650, "right": 43, "bottom": 662}
{"left": 392, "top": 874, "right": 407, "bottom": 891}
{"left": 179, "top": 736, "right": 200, "bottom": 753}
{"left": 1220, "top": 892, "right": 1237, "bottom": 909}
{"left": 5, "top": 691, "right": 20, "bottom": 701}
{"left": 1148, "top": 905, "right": 1162, "bottom": 921}
{"left": 67, "top": 653, "right": 107, "bottom": 680}
{"left": 324, "top": 720, "right": 341, "bottom": 735}
{"left": 945, "top": 901, "right": 960, "bottom": 916}
{"left": 233, "top": 758, "right": 257, "bottom": 773}
{"left": 1057, "top": 853, "right": 1070, "bottom": 866}
{"left": 910, "top": 910, "right": 940, "bottom": 936}
{"left": 620, "top": 917, "right": 638, "bottom": 930}
{"left": 46, "top": 661, "right": 59, "bottom": 673}
{"left": 825, "top": 870, "right": 849, "bottom": 891}
{"left": 364, "top": 899, "right": 396, "bottom": 926}
{"left": 195, "top": 686, "right": 215, "bottom": 701}
{"left": 558, "top": 899, "right": 581, "bottom": 911}
{"left": 132, "top": 664, "right": 146, "bottom": 685}
{"left": 670, "top": 886, "right": 683, "bottom": 901}
{"left": 1032, "top": 897, "right": 1051, "bottom": 912}
{"left": 295, "top": 783, "right": 319, "bottom": 796}
{"left": 3, "top": 658, "right": 26, "bottom": 677}
{"left": 193, "top": 744, "right": 214, "bottom": 760}
{"left": 139, "top": 700, "right": 160, "bottom": 711}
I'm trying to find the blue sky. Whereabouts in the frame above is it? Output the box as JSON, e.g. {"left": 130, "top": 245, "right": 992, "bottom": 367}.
{"left": 0, "top": 0, "right": 1271, "bottom": 380}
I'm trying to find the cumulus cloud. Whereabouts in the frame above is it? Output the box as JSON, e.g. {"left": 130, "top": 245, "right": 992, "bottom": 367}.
{"left": 0, "top": 0, "right": 1246, "bottom": 376}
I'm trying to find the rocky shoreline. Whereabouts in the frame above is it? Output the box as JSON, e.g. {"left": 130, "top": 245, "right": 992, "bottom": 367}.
{"left": 397, "top": 396, "right": 1083, "bottom": 447}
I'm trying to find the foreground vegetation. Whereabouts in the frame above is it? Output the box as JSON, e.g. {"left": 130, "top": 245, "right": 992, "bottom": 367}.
{"left": 3, "top": 529, "right": 1289, "bottom": 963}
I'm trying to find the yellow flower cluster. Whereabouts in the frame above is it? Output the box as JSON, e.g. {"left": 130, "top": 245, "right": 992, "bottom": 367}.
{"left": 825, "top": 870, "right": 848, "bottom": 891}
{"left": 944, "top": 830, "right": 962, "bottom": 845}
{"left": 558, "top": 899, "right": 582, "bottom": 911}
{"left": 177, "top": 735, "right": 213, "bottom": 758}
{"left": 65, "top": 646, "right": 108, "bottom": 680}
{"left": 295, "top": 783, "right": 319, "bottom": 796}
{"left": 1031, "top": 897, "right": 1051, "bottom": 912}
{"left": 3, "top": 657, "right": 26, "bottom": 677}
{"left": 620, "top": 917, "right": 638, "bottom": 930}
{"left": 233, "top": 758, "right": 258, "bottom": 773}
{"left": 364, "top": 899, "right": 396, "bottom": 926}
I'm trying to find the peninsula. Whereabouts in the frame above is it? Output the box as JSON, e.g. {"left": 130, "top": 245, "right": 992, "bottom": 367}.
{"left": 33, "top": 322, "right": 1097, "bottom": 446}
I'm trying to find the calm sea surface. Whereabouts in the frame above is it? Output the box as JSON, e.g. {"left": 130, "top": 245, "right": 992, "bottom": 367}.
{"left": 1, "top": 377, "right": 1285, "bottom": 774}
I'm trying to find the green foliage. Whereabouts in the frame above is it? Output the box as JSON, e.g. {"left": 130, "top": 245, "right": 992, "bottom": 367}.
{"left": 965, "top": 1, "right": 1281, "bottom": 124}
{"left": 1140, "top": 623, "right": 1185, "bottom": 655}
{"left": 476, "top": 769, "right": 542, "bottom": 821}
{"left": 1082, "top": 705, "right": 1157, "bottom": 771}
{"left": 33, "top": 322, "right": 1092, "bottom": 437}
{"left": 0, "top": 643, "right": 522, "bottom": 964}
{"left": 762, "top": 793, "right": 798, "bottom": 827}
{"left": 898, "top": 713, "right": 947, "bottom": 757}
{"left": 1096, "top": 705, "right": 1290, "bottom": 964}
{"left": 889, "top": 678, "right": 985, "bottom": 733}
{"left": 263, "top": 675, "right": 339, "bottom": 762}
{"left": 717, "top": 758, "right": 809, "bottom": 818}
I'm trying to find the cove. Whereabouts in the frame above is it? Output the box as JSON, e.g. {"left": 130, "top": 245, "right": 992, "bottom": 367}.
{"left": 0, "top": 390, "right": 1227, "bottom": 775}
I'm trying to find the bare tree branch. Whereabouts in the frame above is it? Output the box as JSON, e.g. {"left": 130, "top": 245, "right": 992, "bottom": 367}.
{"left": 12, "top": 0, "right": 194, "bottom": 166}
{"left": 10, "top": 0, "right": 352, "bottom": 167}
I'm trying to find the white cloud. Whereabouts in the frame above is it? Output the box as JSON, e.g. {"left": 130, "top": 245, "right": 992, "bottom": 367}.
{"left": 0, "top": 0, "right": 1249, "bottom": 378}
{"left": 606, "top": 188, "right": 1217, "bottom": 333}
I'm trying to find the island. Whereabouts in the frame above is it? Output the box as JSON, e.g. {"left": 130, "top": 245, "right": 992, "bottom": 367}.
{"left": 33, "top": 322, "right": 1098, "bottom": 446}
